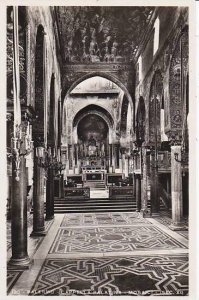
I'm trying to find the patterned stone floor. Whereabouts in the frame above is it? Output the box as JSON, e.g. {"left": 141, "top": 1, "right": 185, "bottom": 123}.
{"left": 30, "top": 255, "right": 188, "bottom": 296}
{"left": 7, "top": 212, "right": 189, "bottom": 296}
{"left": 154, "top": 213, "right": 188, "bottom": 240}
{"left": 7, "top": 269, "right": 24, "bottom": 294}
{"left": 49, "top": 225, "right": 186, "bottom": 254}
{"left": 61, "top": 212, "right": 150, "bottom": 227}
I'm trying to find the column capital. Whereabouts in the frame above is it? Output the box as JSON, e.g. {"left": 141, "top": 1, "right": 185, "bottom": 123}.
{"left": 166, "top": 130, "right": 182, "bottom": 145}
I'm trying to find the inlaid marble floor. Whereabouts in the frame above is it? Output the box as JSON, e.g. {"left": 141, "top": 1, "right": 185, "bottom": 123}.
{"left": 7, "top": 212, "right": 189, "bottom": 296}
{"left": 61, "top": 211, "right": 151, "bottom": 227}
{"left": 30, "top": 255, "right": 188, "bottom": 296}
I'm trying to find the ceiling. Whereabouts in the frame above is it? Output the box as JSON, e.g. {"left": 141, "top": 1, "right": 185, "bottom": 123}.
{"left": 55, "top": 6, "right": 155, "bottom": 64}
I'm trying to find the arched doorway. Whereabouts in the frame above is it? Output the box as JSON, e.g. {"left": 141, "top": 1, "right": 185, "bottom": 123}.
{"left": 64, "top": 73, "right": 133, "bottom": 110}
{"left": 61, "top": 75, "right": 133, "bottom": 185}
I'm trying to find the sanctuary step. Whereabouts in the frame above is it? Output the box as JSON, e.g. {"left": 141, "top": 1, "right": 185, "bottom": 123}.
{"left": 48, "top": 197, "right": 137, "bottom": 213}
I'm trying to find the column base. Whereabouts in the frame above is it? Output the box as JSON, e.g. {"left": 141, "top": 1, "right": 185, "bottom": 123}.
{"left": 169, "top": 222, "right": 188, "bottom": 231}
{"left": 140, "top": 208, "right": 151, "bottom": 218}
{"left": 30, "top": 229, "right": 47, "bottom": 237}
{"left": 45, "top": 215, "right": 54, "bottom": 221}
{"left": 8, "top": 256, "right": 33, "bottom": 269}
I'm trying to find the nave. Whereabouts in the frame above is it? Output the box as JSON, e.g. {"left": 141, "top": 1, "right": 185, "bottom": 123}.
{"left": 7, "top": 211, "right": 188, "bottom": 296}
{"left": 6, "top": 5, "right": 190, "bottom": 297}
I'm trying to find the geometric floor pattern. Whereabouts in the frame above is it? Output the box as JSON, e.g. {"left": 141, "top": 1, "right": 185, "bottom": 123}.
{"left": 7, "top": 212, "right": 189, "bottom": 296}
{"left": 7, "top": 269, "right": 24, "bottom": 294}
{"left": 154, "top": 214, "right": 188, "bottom": 239}
{"left": 30, "top": 255, "right": 188, "bottom": 296}
{"left": 49, "top": 225, "right": 187, "bottom": 254}
{"left": 61, "top": 212, "right": 151, "bottom": 227}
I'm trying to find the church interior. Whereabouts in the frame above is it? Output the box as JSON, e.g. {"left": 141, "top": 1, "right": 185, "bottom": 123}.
{"left": 6, "top": 6, "right": 189, "bottom": 296}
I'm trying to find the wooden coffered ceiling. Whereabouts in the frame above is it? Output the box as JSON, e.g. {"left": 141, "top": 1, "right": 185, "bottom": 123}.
{"left": 54, "top": 7, "right": 155, "bottom": 64}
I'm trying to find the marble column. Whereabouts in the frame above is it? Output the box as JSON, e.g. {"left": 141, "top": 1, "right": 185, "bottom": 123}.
{"left": 125, "top": 156, "right": 129, "bottom": 177}
{"left": 121, "top": 148, "right": 126, "bottom": 175}
{"left": 9, "top": 155, "right": 31, "bottom": 267}
{"left": 140, "top": 148, "right": 149, "bottom": 216}
{"left": 112, "top": 144, "right": 116, "bottom": 171}
{"left": 109, "top": 144, "right": 113, "bottom": 167}
{"left": 31, "top": 147, "right": 46, "bottom": 236}
{"left": 150, "top": 150, "right": 160, "bottom": 216}
{"left": 60, "top": 174, "right": 64, "bottom": 198}
{"left": 169, "top": 145, "right": 185, "bottom": 230}
{"left": 68, "top": 144, "right": 73, "bottom": 170}
{"left": 135, "top": 174, "right": 141, "bottom": 211}
{"left": 45, "top": 167, "right": 54, "bottom": 220}
{"left": 133, "top": 173, "right": 136, "bottom": 197}
{"left": 74, "top": 144, "right": 78, "bottom": 166}
{"left": 115, "top": 144, "right": 120, "bottom": 169}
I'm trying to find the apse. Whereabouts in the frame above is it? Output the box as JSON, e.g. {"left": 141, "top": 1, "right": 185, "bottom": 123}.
{"left": 77, "top": 114, "right": 108, "bottom": 142}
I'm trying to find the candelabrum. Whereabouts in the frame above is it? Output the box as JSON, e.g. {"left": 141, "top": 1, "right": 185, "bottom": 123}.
{"left": 36, "top": 147, "right": 65, "bottom": 177}
{"left": 53, "top": 160, "right": 66, "bottom": 177}
{"left": 11, "top": 123, "right": 34, "bottom": 181}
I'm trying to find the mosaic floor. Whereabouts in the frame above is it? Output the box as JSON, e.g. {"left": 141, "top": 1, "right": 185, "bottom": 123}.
{"left": 7, "top": 269, "right": 24, "bottom": 294}
{"left": 49, "top": 225, "right": 186, "bottom": 254}
{"left": 61, "top": 212, "right": 150, "bottom": 227}
{"left": 7, "top": 212, "right": 189, "bottom": 296}
{"left": 154, "top": 214, "right": 188, "bottom": 239}
{"left": 30, "top": 255, "right": 188, "bottom": 296}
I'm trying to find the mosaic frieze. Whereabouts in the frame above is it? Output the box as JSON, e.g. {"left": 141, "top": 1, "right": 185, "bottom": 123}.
{"left": 148, "top": 71, "right": 163, "bottom": 146}
{"left": 169, "top": 28, "right": 188, "bottom": 137}
{"left": 56, "top": 7, "right": 154, "bottom": 64}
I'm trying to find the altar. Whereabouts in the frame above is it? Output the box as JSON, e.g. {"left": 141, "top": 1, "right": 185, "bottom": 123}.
{"left": 82, "top": 165, "right": 107, "bottom": 182}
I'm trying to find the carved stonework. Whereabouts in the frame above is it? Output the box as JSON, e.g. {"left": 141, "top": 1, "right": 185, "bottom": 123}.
{"left": 166, "top": 131, "right": 182, "bottom": 145}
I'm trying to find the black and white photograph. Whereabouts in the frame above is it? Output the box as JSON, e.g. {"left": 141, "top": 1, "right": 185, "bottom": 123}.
{"left": 0, "top": 0, "right": 197, "bottom": 298}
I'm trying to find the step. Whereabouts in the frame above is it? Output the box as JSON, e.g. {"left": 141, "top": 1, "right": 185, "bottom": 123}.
{"left": 54, "top": 207, "right": 136, "bottom": 214}
{"left": 53, "top": 205, "right": 137, "bottom": 210}
{"left": 54, "top": 202, "right": 136, "bottom": 206}
{"left": 55, "top": 197, "right": 136, "bottom": 201}
{"left": 31, "top": 205, "right": 138, "bottom": 214}
{"left": 54, "top": 199, "right": 136, "bottom": 204}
